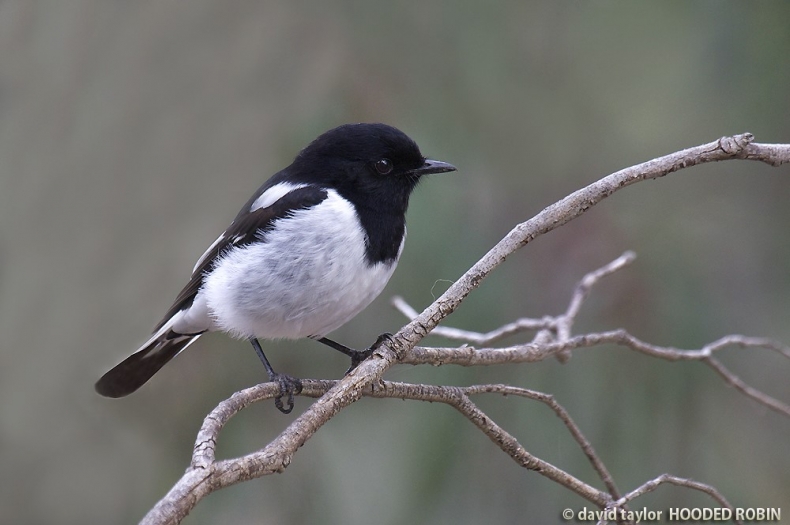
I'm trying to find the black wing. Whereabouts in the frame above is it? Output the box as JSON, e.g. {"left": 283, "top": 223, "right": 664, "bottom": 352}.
{"left": 152, "top": 185, "right": 328, "bottom": 332}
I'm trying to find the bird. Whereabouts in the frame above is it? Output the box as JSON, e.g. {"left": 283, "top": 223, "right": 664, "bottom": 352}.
{"left": 95, "top": 123, "right": 456, "bottom": 413}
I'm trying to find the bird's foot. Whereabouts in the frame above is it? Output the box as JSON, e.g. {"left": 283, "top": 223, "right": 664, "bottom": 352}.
{"left": 344, "top": 332, "right": 394, "bottom": 375}
{"left": 249, "top": 337, "right": 303, "bottom": 414}
{"left": 269, "top": 372, "right": 303, "bottom": 414}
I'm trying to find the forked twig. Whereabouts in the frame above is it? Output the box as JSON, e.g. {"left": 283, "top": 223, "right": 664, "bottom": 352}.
{"left": 394, "top": 251, "right": 790, "bottom": 418}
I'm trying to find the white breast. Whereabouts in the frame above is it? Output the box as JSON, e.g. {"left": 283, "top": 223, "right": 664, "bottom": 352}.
{"left": 201, "top": 189, "right": 402, "bottom": 340}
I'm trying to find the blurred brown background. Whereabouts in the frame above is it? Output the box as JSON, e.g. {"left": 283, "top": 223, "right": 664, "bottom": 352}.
{"left": 1, "top": 2, "right": 789, "bottom": 524}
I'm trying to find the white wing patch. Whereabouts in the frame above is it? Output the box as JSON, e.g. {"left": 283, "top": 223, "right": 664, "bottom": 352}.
{"left": 250, "top": 182, "right": 308, "bottom": 211}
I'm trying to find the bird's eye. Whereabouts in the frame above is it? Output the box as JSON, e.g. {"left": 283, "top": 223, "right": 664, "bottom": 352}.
{"left": 374, "top": 158, "right": 393, "bottom": 175}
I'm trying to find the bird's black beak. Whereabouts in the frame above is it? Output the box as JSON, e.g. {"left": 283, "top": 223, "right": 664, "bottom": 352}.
{"left": 409, "top": 159, "right": 457, "bottom": 177}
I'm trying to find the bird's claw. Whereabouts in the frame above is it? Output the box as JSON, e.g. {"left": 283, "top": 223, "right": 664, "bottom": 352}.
{"left": 344, "top": 332, "right": 394, "bottom": 375}
{"left": 270, "top": 373, "right": 303, "bottom": 414}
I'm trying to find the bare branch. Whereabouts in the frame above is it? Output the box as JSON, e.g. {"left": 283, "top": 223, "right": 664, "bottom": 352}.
{"left": 559, "top": 251, "right": 636, "bottom": 340}
{"left": 401, "top": 329, "right": 790, "bottom": 365}
{"left": 142, "top": 134, "right": 790, "bottom": 524}
{"left": 462, "top": 384, "right": 621, "bottom": 499}
{"left": 391, "top": 295, "right": 554, "bottom": 343}
{"left": 394, "top": 134, "right": 789, "bottom": 369}
{"left": 150, "top": 377, "right": 751, "bottom": 525}
{"left": 147, "top": 379, "right": 617, "bottom": 525}
{"left": 703, "top": 356, "right": 790, "bottom": 417}
{"left": 445, "top": 389, "right": 609, "bottom": 505}
{"left": 391, "top": 251, "right": 637, "bottom": 345}
{"left": 400, "top": 330, "right": 790, "bottom": 417}
{"left": 604, "top": 474, "right": 741, "bottom": 525}
{"left": 394, "top": 249, "right": 790, "bottom": 418}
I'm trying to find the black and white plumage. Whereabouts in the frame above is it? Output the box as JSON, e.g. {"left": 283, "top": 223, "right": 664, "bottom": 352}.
{"left": 95, "top": 123, "right": 455, "bottom": 407}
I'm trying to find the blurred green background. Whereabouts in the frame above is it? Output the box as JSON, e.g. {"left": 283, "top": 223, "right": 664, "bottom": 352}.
{"left": 1, "top": 1, "right": 789, "bottom": 523}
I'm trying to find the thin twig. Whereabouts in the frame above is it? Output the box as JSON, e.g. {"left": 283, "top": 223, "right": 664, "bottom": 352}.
{"left": 463, "top": 384, "right": 621, "bottom": 499}
{"left": 703, "top": 356, "right": 790, "bottom": 417}
{"left": 391, "top": 296, "right": 554, "bottom": 344}
{"left": 604, "top": 474, "right": 741, "bottom": 525}
{"left": 399, "top": 329, "right": 790, "bottom": 417}
{"left": 558, "top": 251, "right": 637, "bottom": 340}
{"left": 391, "top": 251, "right": 638, "bottom": 345}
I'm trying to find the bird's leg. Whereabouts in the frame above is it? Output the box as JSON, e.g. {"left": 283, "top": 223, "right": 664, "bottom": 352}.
{"left": 317, "top": 333, "right": 394, "bottom": 375}
{"left": 249, "top": 338, "right": 302, "bottom": 414}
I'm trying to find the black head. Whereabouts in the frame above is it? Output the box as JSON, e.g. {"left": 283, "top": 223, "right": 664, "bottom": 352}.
{"left": 290, "top": 123, "right": 455, "bottom": 211}
{"left": 288, "top": 123, "right": 455, "bottom": 264}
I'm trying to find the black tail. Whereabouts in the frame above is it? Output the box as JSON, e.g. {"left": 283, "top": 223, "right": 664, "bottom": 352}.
{"left": 95, "top": 330, "right": 202, "bottom": 398}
